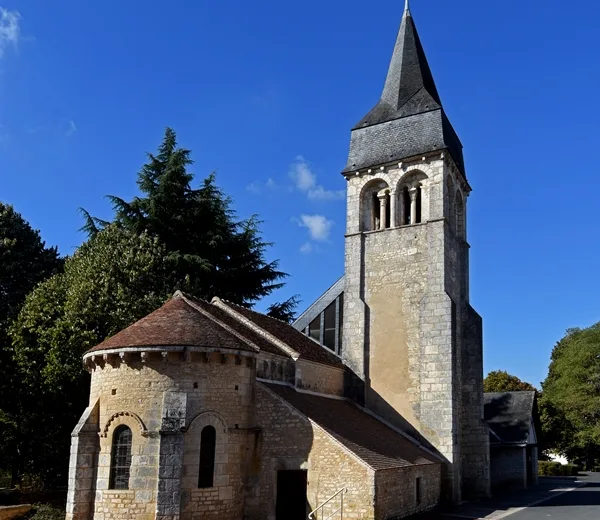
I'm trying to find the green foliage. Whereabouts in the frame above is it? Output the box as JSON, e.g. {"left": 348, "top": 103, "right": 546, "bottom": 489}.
{"left": 266, "top": 295, "right": 302, "bottom": 323}
{"left": 81, "top": 127, "right": 290, "bottom": 309}
{"left": 0, "top": 203, "right": 62, "bottom": 486}
{"left": 483, "top": 370, "right": 537, "bottom": 393}
{"left": 538, "top": 461, "right": 579, "bottom": 476}
{"left": 541, "top": 323, "right": 600, "bottom": 469}
{"left": 4, "top": 128, "right": 296, "bottom": 486}
{"left": 0, "top": 203, "right": 62, "bottom": 328}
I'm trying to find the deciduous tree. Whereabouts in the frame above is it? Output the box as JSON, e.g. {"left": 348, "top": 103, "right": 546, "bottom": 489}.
{"left": 541, "top": 324, "right": 600, "bottom": 469}
{"left": 483, "top": 370, "right": 537, "bottom": 393}
{"left": 0, "top": 203, "right": 62, "bottom": 484}
{"left": 8, "top": 226, "right": 171, "bottom": 485}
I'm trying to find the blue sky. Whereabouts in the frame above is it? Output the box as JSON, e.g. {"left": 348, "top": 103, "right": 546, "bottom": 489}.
{"left": 1, "top": 1, "right": 599, "bottom": 387}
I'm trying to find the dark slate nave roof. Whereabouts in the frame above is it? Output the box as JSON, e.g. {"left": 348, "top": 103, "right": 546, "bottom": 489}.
{"left": 484, "top": 391, "right": 537, "bottom": 445}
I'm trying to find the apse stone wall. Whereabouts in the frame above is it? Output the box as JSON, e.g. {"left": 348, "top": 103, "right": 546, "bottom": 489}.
{"left": 77, "top": 349, "right": 257, "bottom": 520}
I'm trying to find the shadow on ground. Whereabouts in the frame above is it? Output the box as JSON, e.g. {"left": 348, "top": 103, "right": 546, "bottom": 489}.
{"left": 408, "top": 474, "right": 600, "bottom": 520}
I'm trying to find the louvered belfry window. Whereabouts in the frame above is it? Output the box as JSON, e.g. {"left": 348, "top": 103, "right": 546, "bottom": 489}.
{"left": 198, "top": 425, "right": 216, "bottom": 488}
{"left": 109, "top": 425, "right": 133, "bottom": 490}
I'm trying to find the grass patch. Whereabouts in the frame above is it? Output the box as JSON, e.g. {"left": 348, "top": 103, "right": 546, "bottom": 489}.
{"left": 23, "top": 504, "right": 65, "bottom": 520}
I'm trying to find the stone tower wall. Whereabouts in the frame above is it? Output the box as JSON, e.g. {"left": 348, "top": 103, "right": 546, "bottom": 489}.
{"left": 343, "top": 154, "right": 489, "bottom": 501}
{"left": 82, "top": 350, "right": 256, "bottom": 520}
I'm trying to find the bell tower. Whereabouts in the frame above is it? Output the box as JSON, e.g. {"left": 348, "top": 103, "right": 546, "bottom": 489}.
{"left": 341, "top": 2, "right": 490, "bottom": 501}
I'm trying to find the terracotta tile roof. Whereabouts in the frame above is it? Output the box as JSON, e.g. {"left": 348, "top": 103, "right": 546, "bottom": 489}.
{"left": 262, "top": 382, "right": 440, "bottom": 470}
{"left": 217, "top": 300, "right": 344, "bottom": 368}
{"left": 181, "top": 296, "right": 286, "bottom": 358}
{"left": 86, "top": 295, "right": 258, "bottom": 354}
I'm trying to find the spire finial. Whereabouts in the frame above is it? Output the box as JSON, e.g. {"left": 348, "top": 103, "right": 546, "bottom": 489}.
{"left": 404, "top": 0, "right": 410, "bottom": 13}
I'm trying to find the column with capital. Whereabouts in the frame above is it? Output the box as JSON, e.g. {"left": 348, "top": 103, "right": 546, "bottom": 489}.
{"left": 378, "top": 191, "right": 389, "bottom": 229}
{"left": 409, "top": 187, "right": 418, "bottom": 225}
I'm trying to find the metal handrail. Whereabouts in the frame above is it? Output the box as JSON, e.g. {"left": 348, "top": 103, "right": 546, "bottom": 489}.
{"left": 308, "top": 487, "right": 348, "bottom": 520}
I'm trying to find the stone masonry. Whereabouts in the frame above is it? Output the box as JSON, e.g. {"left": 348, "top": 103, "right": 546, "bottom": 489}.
{"left": 342, "top": 152, "right": 490, "bottom": 501}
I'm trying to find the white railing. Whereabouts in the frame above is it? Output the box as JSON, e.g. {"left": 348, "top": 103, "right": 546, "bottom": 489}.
{"left": 308, "top": 488, "right": 348, "bottom": 520}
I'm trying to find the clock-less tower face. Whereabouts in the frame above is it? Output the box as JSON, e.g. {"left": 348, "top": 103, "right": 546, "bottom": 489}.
{"left": 340, "top": 3, "right": 490, "bottom": 502}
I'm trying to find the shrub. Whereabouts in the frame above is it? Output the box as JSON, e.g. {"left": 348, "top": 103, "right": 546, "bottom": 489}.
{"left": 538, "top": 461, "right": 579, "bottom": 476}
{"left": 24, "top": 504, "right": 65, "bottom": 520}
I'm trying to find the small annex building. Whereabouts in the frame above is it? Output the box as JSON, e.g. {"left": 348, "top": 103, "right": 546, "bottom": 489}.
{"left": 67, "top": 292, "right": 442, "bottom": 520}
{"left": 484, "top": 392, "right": 540, "bottom": 490}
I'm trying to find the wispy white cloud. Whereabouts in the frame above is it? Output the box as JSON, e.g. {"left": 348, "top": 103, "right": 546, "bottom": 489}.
{"left": 66, "top": 119, "right": 77, "bottom": 136}
{"left": 296, "top": 214, "right": 334, "bottom": 242}
{"left": 0, "top": 8, "right": 20, "bottom": 58}
{"left": 246, "top": 177, "right": 277, "bottom": 194}
{"left": 289, "top": 156, "right": 316, "bottom": 191}
{"left": 307, "top": 185, "right": 345, "bottom": 201}
{"left": 299, "top": 242, "right": 313, "bottom": 255}
{"left": 289, "top": 156, "right": 344, "bottom": 201}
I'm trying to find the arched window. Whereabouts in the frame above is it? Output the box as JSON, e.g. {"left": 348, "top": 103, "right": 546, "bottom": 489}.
{"left": 360, "top": 180, "right": 390, "bottom": 231}
{"left": 198, "top": 425, "right": 216, "bottom": 488}
{"left": 398, "top": 171, "right": 427, "bottom": 226}
{"left": 109, "top": 426, "right": 132, "bottom": 490}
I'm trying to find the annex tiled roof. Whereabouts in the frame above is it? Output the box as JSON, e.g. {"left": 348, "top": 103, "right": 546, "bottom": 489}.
{"left": 85, "top": 293, "right": 344, "bottom": 371}
{"left": 484, "top": 391, "right": 537, "bottom": 445}
{"left": 86, "top": 294, "right": 258, "bottom": 354}
{"left": 181, "top": 295, "right": 287, "bottom": 358}
{"left": 217, "top": 300, "right": 344, "bottom": 368}
{"left": 263, "top": 382, "right": 440, "bottom": 470}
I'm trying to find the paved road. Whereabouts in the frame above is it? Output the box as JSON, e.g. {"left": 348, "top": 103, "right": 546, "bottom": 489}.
{"left": 502, "top": 480, "right": 600, "bottom": 520}
{"left": 420, "top": 475, "right": 600, "bottom": 520}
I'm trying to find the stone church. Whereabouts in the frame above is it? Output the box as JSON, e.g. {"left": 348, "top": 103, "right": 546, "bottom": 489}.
{"left": 66, "top": 4, "right": 494, "bottom": 520}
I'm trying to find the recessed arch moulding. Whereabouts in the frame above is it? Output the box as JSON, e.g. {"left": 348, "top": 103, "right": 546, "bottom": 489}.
{"left": 346, "top": 152, "right": 467, "bottom": 235}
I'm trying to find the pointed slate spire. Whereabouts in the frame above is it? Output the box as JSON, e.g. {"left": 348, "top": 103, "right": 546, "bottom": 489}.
{"left": 343, "top": 5, "right": 465, "bottom": 177}
{"left": 355, "top": 4, "right": 441, "bottom": 129}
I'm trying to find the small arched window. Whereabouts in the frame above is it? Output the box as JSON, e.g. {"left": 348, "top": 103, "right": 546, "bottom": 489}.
{"left": 361, "top": 180, "right": 390, "bottom": 231}
{"left": 109, "top": 426, "right": 132, "bottom": 490}
{"left": 398, "top": 171, "right": 427, "bottom": 226}
{"left": 198, "top": 425, "right": 216, "bottom": 488}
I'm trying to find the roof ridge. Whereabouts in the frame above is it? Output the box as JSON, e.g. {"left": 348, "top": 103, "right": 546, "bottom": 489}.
{"left": 216, "top": 296, "right": 292, "bottom": 326}
{"left": 179, "top": 294, "right": 260, "bottom": 353}
{"left": 211, "top": 297, "right": 300, "bottom": 360}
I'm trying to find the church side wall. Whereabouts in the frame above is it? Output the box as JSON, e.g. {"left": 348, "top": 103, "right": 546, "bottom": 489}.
{"left": 490, "top": 447, "right": 527, "bottom": 490}
{"left": 295, "top": 359, "right": 345, "bottom": 396}
{"left": 443, "top": 159, "right": 490, "bottom": 498}
{"left": 374, "top": 465, "right": 442, "bottom": 519}
{"left": 362, "top": 225, "right": 428, "bottom": 432}
{"left": 460, "top": 305, "right": 491, "bottom": 497}
{"left": 248, "top": 384, "right": 375, "bottom": 520}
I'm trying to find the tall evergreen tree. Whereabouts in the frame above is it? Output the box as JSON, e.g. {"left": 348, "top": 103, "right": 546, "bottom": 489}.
{"left": 82, "top": 127, "right": 292, "bottom": 310}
